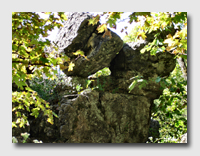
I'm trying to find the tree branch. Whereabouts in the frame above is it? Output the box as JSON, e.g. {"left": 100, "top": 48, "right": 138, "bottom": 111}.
{"left": 12, "top": 61, "right": 52, "bottom": 67}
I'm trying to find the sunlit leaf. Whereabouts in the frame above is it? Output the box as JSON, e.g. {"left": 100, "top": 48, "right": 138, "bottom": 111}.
{"left": 68, "top": 62, "right": 75, "bottom": 71}
{"left": 88, "top": 15, "right": 100, "bottom": 26}
{"left": 97, "top": 24, "right": 107, "bottom": 33}
{"left": 73, "top": 50, "right": 85, "bottom": 56}
{"left": 128, "top": 80, "right": 137, "bottom": 93}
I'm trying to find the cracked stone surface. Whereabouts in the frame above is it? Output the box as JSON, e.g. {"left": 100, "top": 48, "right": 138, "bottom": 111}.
{"left": 59, "top": 90, "right": 151, "bottom": 143}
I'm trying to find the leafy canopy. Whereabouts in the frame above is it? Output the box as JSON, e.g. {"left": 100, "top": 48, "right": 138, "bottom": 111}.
{"left": 90, "top": 12, "right": 187, "bottom": 58}
{"left": 12, "top": 12, "right": 67, "bottom": 127}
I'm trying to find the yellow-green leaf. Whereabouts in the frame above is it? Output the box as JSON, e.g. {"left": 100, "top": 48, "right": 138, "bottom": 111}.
{"left": 73, "top": 50, "right": 85, "bottom": 56}
{"left": 88, "top": 15, "right": 100, "bottom": 26}
{"left": 12, "top": 122, "right": 17, "bottom": 128}
{"left": 97, "top": 24, "right": 107, "bottom": 33}
{"left": 47, "top": 118, "right": 54, "bottom": 124}
{"left": 128, "top": 80, "right": 137, "bottom": 93}
{"left": 68, "top": 62, "right": 75, "bottom": 71}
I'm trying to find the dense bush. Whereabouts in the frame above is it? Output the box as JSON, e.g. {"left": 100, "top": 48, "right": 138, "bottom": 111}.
{"left": 29, "top": 72, "right": 69, "bottom": 104}
{"left": 150, "top": 62, "right": 187, "bottom": 143}
{"left": 29, "top": 67, "right": 111, "bottom": 103}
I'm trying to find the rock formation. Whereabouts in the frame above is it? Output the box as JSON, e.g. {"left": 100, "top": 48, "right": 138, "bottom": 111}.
{"left": 12, "top": 12, "right": 176, "bottom": 143}
{"left": 54, "top": 12, "right": 123, "bottom": 77}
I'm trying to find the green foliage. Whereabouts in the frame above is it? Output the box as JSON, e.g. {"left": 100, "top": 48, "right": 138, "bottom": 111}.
{"left": 91, "top": 12, "right": 187, "bottom": 57}
{"left": 122, "top": 12, "right": 187, "bottom": 57}
{"left": 12, "top": 132, "right": 43, "bottom": 143}
{"left": 106, "top": 12, "right": 123, "bottom": 28}
{"left": 128, "top": 75, "right": 148, "bottom": 93}
{"left": 76, "top": 84, "right": 83, "bottom": 92}
{"left": 88, "top": 14, "right": 100, "bottom": 26}
{"left": 29, "top": 73, "right": 69, "bottom": 103}
{"left": 81, "top": 68, "right": 111, "bottom": 93}
{"left": 12, "top": 88, "right": 54, "bottom": 127}
{"left": 12, "top": 133, "right": 30, "bottom": 143}
{"left": 123, "top": 26, "right": 141, "bottom": 43}
{"left": 95, "top": 78, "right": 106, "bottom": 91}
{"left": 12, "top": 12, "right": 67, "bottom": 128}
{"left": 30, "top": 76, "right": 56, "bottom": 102}
{"left": 93, "top": 67, "right": 111, "bottom": 78}
{"left": 151, "top": 62, "right": 187, "bottom": 143}
{"left": 21, "top": 132, "right": 30, "bottom": 143}
{"left": 12, "top": 136, "right": 18, "bottom": 143}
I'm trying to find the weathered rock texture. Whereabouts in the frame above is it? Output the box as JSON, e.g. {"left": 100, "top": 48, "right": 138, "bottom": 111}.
{"left": 55, "top": 12, "right": 123, "bottom": 77}
{"left": 59, "top": 89, "right": 151, "bottom": 143}
{"left": 12, "top": 12, "right": 176, "bottom": 143}
{"left": 110, "top": 41, "right": 176, "bottom": 79}
{"left": 148, "top": 119, "right": 160, "bottom": 142}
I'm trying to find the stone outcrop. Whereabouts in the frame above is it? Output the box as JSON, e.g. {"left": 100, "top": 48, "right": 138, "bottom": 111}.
{"left": 58, "top": 89, "right": 151, "bottom": 143}
{"left": 110, "top": 41, "right": 176, "bottom": 79}
{"left": 12, "top": 12, "right": 177, "bottom": 143}
{"left": 54, "top": 12, "right": 123, "bottom": 77}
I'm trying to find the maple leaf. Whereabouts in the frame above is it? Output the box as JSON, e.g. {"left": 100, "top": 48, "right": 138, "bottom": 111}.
{"left": 97, "top": 24, "right": 107, "bottom": 33}
{"left": 137, "top": 31, "right": 147, "bottom": 40}
{"left": 88, "top": 15, "right": 100, "bottom": 26}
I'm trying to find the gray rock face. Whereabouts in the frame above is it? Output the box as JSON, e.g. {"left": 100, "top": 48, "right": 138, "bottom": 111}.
{"left": 110, "top": 41, "right": 176, "bottom": 79}
{"left": 59, "top": 90, "right": 151, "bottom": 143}
{"left": 55, "top": 12, "right": 99, "bottom": 55}
{"left": 55, "top": 12, "right": 123, "bottom": 77}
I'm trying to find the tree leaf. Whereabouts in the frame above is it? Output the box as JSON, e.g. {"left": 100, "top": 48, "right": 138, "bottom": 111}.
{"left": 128, "top": 80, "right": 137, "bottom": 93}
{"left": 155, "top": 76, "right": 162, "bottom": 83}
{"left": 97, "top": 24, "right": 107, "bottom": 33}
{"left": 88, "top": 15, "right": 100, "bottom": 26}
{"left": 73, "top": 50, "right": 85, "bottom": 56}
{"left": 68, "top": 62, "right": 75, "bottom": 71}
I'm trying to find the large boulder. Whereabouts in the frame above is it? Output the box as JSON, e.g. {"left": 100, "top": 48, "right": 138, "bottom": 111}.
{"left": 107, "top": 41, "right": 176, "bottom": 100}
{"left": 110, "top": 41, "right": 176, "bottom": 79}
{"left": 55, "top": 12, "right": 123, "bottom": 77}
{"left": 59, "top": 89, "right": 151, "bottom": 143}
